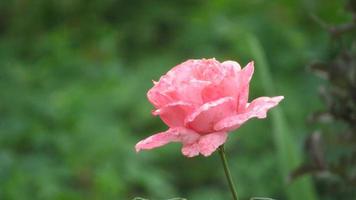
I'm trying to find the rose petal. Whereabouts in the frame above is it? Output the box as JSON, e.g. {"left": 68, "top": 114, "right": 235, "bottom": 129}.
{"left": 176, "top": 80, "right": 211, "bottom": 104}
{"left": 147, "top": 60, "right": 197, "bottom": 108}
{"left": 214, "top": 96, "right": 284, "bottom": 132}
{"left": 147, "top": 89, "right": 173, "bottom": 108}
{"left": 168, "top": 59, "right": 198, "bottom": 84}
{"left": 153, "top": 101, "right": 194, "bottom": 127}
{"left": 221, "top": 60, "right": 241, "bottom": 71}
{"left": 148, "top": 60, "right": 215, "bottom": 107}
{"left": 201, "top": 61, "right": 247, "bottom": 103}
{"left": 182, "top": 132, "right": 228, "bottom": 157}
{"left": 185, "top": 97, "right": 236, "bottom": 133}
{"left": 135, "top": 127, "right": 200, "bottom": 152}
{"left": 135, "top": 129, "right": 179, "bottom": 152}
{"left": 237, "top": 61, "right": 254, "bottom": 112}
{"left": 194, "top": 59, "right": 225, "bottom": 82}
{"left": 198, "top": 131, "right": 228, "bottom": 156}
{"left": 181, "top": 143, "right": 200, "bottom": 157}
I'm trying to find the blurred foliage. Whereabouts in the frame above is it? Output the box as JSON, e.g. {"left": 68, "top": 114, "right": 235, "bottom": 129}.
{"left": 0, "top": 0, "right": 353, "bottom": 199}
{"left": 247, "top": 35, "right": 316, "bottom": 200}
{"left": 291, "top": 1, "right": 356, "bottom": 199}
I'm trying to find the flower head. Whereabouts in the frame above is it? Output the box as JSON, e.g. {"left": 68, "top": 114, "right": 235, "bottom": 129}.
{"left": 135, "top": 58, "right": 283, "bottom": 157}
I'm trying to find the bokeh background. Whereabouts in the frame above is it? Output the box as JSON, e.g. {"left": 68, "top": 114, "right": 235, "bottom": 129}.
{"left": 1, "top": 0, "right": 355, "bottom": 200}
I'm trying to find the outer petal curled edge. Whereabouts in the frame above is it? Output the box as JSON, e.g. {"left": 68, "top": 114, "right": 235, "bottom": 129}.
{"left": 214, "top": 96, "right": 284, "bottom": 132}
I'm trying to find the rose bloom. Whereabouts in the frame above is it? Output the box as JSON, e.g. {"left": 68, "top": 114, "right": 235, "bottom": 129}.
{"left": 135, "top": 58, "right": 283, "bottom": 157}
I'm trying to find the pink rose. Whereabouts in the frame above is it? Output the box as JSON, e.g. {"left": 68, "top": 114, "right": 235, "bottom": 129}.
{"left": 135, "top": 58, "right": 284, "bottom": 157}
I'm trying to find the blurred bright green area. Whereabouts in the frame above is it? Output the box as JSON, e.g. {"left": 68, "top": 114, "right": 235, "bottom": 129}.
{"left": 0, "top": 0, "right": 352, "bottom": 199}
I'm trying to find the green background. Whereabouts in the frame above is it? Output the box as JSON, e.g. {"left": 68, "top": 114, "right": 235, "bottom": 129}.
{"left": 0, "top": 0, "right": 352, "bottom": 199}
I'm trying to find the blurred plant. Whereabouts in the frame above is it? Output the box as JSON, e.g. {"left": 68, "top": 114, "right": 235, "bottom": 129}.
{"left": 247, "top": 35, "right": 317, "bottom": 200}
{"left": 290, "top": 0, "right": 356, "bottom": 199}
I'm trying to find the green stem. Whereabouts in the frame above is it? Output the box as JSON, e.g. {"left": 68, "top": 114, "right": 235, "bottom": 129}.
{"left": 218, "top": 145, "right": 239, "bottom": 200}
